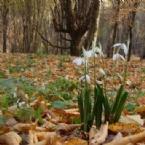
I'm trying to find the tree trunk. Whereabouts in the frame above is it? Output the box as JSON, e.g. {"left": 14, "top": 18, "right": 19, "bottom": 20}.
{"left": 107, "top": 0, "right": 120, "bottom": 57}
{"left": 70, "top": 36, "right": 82, "bottom": 56}
{"left": 127, "top": 1, "right": 140, "bottom": 61}
{"left": 2, "top": 17, "right": 8, "bottom": 53}
{"left": 2, "top": 1, "right": 9, "bottom": 53}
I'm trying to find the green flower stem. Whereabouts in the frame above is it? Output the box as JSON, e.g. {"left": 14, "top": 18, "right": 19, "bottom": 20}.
{"left": 123, "top": 60, "right": 128, "bottom": 87}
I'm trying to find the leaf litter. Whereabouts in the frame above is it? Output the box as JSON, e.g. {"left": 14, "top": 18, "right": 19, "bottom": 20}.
{"left": 0, "top": 53, "right": 145, "bottom": 144}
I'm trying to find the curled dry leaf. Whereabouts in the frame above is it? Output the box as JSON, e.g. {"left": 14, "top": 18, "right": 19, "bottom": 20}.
{"left": 51, "top": 108, "right": 80, "bottom": 123}
{"left": 29, "top": 132, "right": 62, "bottom": 145}
{"left": 13, "top": 123, "right": 37, "bottom": 132}
{"left": 64, "top": 138, "right": 88, "bottom": 145}
{"left": 6, "top": 118, "right": 18, "bottom": 127}
{"left": 42, "top": 120, "right": 56, "bottom": 131}
{"left": 89, "top": 126, "right": 98, "bottom": 145}
{"left": 28, "top": 130, "right": 38, "bottom": 144}
{"left": 104, "top": 131, "right": 145, "bottom": 145}
{"left": 89, "top": 122, "right": 108, "bottom": 145}
{"left": 57, "top": 123, "right": 81, "bottom": 134}
{"left": 30, "top": 96, "right": 50, "bottom": 110}
{"left": 64, "top": 108, "right": 80, "bottom": 117}
{"left": 109, "top": 123, "right": 142, "bottom": 135}
{"left": 136, "top": 106, "right": 145, "bottom": 118}
{"left": 0, "top": 131, "right": 22, "bottom": 145}
{"left": 119, "top": 115, "right": 144, "bottom": 126}
{"left": 137, "top": 97, "right": 145, "bottom": 105}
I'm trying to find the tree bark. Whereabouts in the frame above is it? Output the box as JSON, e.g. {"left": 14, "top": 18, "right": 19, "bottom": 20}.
{"left": 127, "top": 1, "right": 140, "bottom": 61}
{"left": 2, "top": 0, "right": 9, "bottom": 53}
{"left": 107, "top": 0, "right": 121, "bottom": 57}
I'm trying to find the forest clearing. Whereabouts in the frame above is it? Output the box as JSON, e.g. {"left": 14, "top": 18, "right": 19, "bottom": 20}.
{"left": 1, "top": 0, "right": 145, "bottom": 145}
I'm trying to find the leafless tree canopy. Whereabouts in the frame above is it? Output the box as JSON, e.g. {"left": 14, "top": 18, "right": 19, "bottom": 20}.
{"left": 0, "top": 0, "right": 145, "bottom": 58}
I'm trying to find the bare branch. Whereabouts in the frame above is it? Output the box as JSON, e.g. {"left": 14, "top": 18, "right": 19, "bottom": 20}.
{"left": 36, "top": 30, "right": 70, "bottom": 50}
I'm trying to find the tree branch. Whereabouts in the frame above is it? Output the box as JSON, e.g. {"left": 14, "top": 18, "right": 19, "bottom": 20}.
{"left": 36, "top": 30, "right": 70, "bottom": 50}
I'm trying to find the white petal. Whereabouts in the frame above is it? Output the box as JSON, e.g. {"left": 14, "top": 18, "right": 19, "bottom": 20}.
{"left": 112, "top": 43, "right": 122, "bottom": 48}
{"left": 96, "top": 80, "right": 103, "bottom": 85}
{"left": 79, "top": 75, "right": 91, "bottom": 83}
{"left": 120, "top": 43, "right": 128, "bottom": 56}
{"left": 113, "top": 53, "right": 125, "bottom": 61}
{"left": 113, "top": 43, "right": 128, "bottom": 56}
{"left": 73, "top": 57, "right": 85, "bottom": 66}
{"left": 83, "top": 47, "right": 95, "bottom": 58}
{"left": 93, "top": 47, "right": 104, "bottom": 57}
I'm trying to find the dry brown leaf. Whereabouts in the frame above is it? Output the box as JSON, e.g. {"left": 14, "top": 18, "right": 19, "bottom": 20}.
{"left": 89, "top": 122, "right": 108, "bottom": 145}
{"left": 42, "top": 121, "right": 56, "bottom": 131}
{"left": 6, "top": 118, "right": 18, "bottom": 126}
{"left": 13, "top": 123, "right": 37, "bottom": 132}
{"left": 119, "top": 115, "right": 144, "bottom": 126}
{"left": 28, "top": 130, "right": 38, "bottom": 144}
{"left": 64, "top": 138, "right": 88, "bottom": 145}
{"left": 30, "top": 132, "right": 62, "bottom": 145}
{"left": 0, "top": 131, "right": 22, "bottom": 145}
{"left": 57, "top": 123, "right": 81, "bottom": 133}
{"left": 104, "top": 131, "right": 145, "bottom": 145}
{"left": 89, "top": 126, "right": 98, "bottom": 145}
{"left": 136, "top": 106, "right": 145, "bottom": 118}
{"left": 64, "top": 108, "right": 80, "bottom": 116}
{"left": 109, "top": 123, "right": 142, "bottom": 135}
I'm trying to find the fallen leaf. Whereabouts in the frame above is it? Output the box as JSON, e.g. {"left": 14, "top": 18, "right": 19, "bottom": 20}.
{"left": 119, "top": 115, "right": 144, "bottom": 126}
{"left": 64, "top": 138, "right": 88, "bottom": 145}
{"left": 0, "top": 131, "right": 22, "bottom": 145}
{"left": 104, "top": 131, "right": 145, "bottom": 145}
{"left": 89, "top": 122, "right": 108, "bottom": 145}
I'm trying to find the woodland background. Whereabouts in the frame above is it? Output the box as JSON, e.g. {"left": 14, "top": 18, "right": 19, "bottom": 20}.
{"left": 0, "top": 0, "right": 145, "bottom": 58}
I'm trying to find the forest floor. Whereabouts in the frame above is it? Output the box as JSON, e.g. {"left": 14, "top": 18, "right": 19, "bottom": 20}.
{"left": 0, "top": 53, "right": 145, "bottom": 145}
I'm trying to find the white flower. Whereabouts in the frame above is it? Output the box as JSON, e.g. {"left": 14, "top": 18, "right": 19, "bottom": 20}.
{"left": 92, "top": 41, "right": 104, "bottom": 57}
{"left": 121, "top": 43, "right": 128, "bottom": 56}
{"left": 79, "top": 75, "right": 91, "bottom": 83}
{"left": 73, "top": 57, "right": 85, "bottom": 66}
{"left": 95, "top": 47, "right": 104, "bottom": 57}
{"left": 112, "top": 43, "right": 122, "bottom": 48}
{"left": 83, "top": 48, "right": 94, "bottom": 58}
{"left": 96, "top": 80, "right": 103, "bottom": 85}
{"left": 113, "top": 53, "right": 125, "bottom": 61}
{"left": 99, "top": 68, "right": 106, "bottom": 76}
{"left": 113, "top": 43, "right": 128, "bottom": 56}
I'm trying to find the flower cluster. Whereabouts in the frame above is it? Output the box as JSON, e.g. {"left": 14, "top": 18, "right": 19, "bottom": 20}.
{"left": 73, "top": 37, "right": 104, "bottom": 84}
{"left": 112, "top": 43, "right": 128, "bottom": 61}
{"left": 73, "top": 39, "right": 129, "bottom": 131}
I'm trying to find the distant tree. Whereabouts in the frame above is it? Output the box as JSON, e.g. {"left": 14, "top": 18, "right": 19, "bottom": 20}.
{"left": 51, "top": 0, "right": 101, "bottom": 56}
{"left": 0, "top": 0, "right": 9, "bottom": 53}
{"left": 127, "top": 0, "right": 140, "bottom": 61}
{"left": 107, "top": 0, "right": 121, "bottom": 57}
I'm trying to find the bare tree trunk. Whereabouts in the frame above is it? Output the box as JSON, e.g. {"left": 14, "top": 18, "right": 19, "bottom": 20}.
{"left": 127, "top": 1, "right": 140, "bottom": 61}
{"left": 51, "top": 0, "right": 101, "bottom": 56}
{"left": 1, "top": 0, "right": 9, "bottom": 53}
{"left": 70, "top": 36, "right": 82, "bottom": 56}
{"left": 107, "top": 0, "right": 121, "bottom": 57}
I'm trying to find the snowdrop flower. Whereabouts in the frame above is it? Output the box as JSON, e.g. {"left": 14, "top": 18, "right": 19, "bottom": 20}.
{"left": 96, "top": 80, "right": 103, "bottom": 85}
{"left": 79, "top": 75, "right": 91, "bottom": 83}
{"left": 95, "top": 47, "right": 104, "bottom": 57}
{"left": 83, "top": 48, "right": 94, "bottom": 58}
{"left": 121, "top": 43, "right": 128, "bottom": 56}
{"left": 113, "top": 53, "right": 125, "bottom": 61}
{"left": 99, "top": 68, "right": 106, "bottom": 77}
{"left": 112, "top": 43, "right": 122, "bottom": 48}
{"left": 113, "top": 43, "right": 128, "bottom": 56}
{"left": 73, "top": 57, "right": 85, "bottom": 66}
